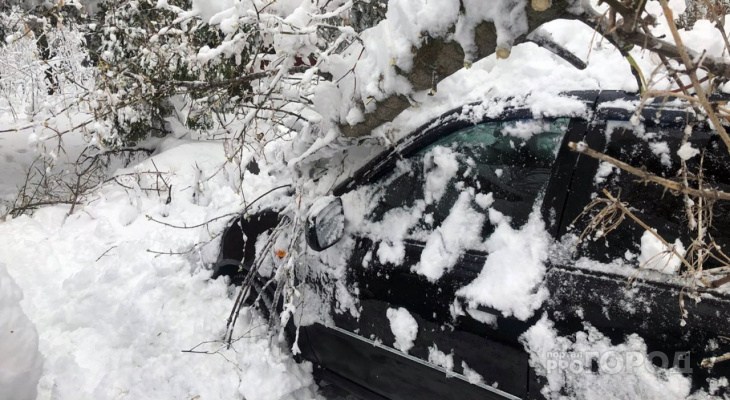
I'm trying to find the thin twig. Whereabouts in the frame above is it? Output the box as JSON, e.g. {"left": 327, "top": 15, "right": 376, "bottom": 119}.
{"left": 95, "top": 245, "right": 118, "bottom": 262}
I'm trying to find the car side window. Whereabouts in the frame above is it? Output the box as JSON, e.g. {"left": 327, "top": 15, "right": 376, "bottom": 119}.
{"left": 365, "top": 118, "right": 569, "bottom": 242}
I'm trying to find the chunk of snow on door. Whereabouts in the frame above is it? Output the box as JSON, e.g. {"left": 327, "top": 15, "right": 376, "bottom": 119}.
{"left": 386, "top": 307, "right": 418, "bottom": 353}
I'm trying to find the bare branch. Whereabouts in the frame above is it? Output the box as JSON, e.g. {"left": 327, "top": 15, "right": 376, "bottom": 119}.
{"left": 568, "top": 141, "right": 730, "bottom": 201}
{"left": 656, "top": 0, "right": 730, "bottom": 152}
{"left": 702, "top": 352, "right": 730, "bottom": 369}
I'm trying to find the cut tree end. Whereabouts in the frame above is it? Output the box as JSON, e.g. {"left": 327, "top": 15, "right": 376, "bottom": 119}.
{"left": 496, "top": 47, "right": 511, "bottom": 59}
{"left": 532, "top": 0, "right": 552, "bottom": 12}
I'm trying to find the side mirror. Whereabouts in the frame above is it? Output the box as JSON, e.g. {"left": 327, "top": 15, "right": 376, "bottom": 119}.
{"left": 305, "top": 197, "right": 345, "bottom": 252}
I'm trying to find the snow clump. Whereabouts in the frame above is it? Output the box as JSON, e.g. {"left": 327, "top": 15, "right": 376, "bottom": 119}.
{"left": 457, "top": 208, "right": 551, "bottom": 320}
{"left": 638, "top": 230, "right": 686, "bottom": 274}
{"left": 414, "top": 190, "right": 485, "bottom": 281}
{"left": 677, "top": 142, "right": 700, "bottom": 160}
{"left": 386, "top": 307, "right": 419, "bottom": 353}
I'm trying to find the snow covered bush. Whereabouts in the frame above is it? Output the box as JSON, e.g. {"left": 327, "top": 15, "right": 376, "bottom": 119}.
{"left": 89, "top": 0, "right": 203, "bottom": 146}
{"left": 0, "top": 6, "right": 92, "bottom": 121}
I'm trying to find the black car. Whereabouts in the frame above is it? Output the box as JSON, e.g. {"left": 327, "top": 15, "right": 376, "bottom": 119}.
{"left": 215, "top": 90, "right": 730, "bottom": 399}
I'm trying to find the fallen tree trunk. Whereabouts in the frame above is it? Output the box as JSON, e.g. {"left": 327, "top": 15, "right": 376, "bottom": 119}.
{"left": 338, "top": 0, "right": 578, "bottom": 138}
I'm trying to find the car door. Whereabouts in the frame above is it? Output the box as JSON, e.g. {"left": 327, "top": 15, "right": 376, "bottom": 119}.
{"left": 306, "top": 114, "right": 587, "bottom": 399}
{"left": 549, "top": 98, "right": 730, "bottom": 389}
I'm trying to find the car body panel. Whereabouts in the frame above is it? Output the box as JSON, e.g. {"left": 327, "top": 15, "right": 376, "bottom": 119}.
{"left": 306, "top": 322, "right": 522, "bottom": 400}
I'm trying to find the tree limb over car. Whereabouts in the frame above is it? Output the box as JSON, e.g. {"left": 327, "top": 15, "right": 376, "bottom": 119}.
{"left": 339, "top": 0, "right": 730, "bottom": 148}
{"left": 338, "top": 0, "right": 579, "bottom": 138}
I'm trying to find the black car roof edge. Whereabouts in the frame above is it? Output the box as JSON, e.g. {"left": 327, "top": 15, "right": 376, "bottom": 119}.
{"left": 333, "top": 90, "right": 604, "bottom": 196}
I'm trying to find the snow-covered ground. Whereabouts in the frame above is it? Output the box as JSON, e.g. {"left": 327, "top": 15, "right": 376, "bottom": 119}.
{"left": 0, "top": 130, "right": 318, "bottom": 399}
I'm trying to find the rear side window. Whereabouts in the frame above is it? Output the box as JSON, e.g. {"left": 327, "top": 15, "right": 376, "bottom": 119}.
{"left": 363, "top": 118, "right": 569, "bottom": 242}
{"left": 572, "top": 121, "right": 730, "bottom": 268}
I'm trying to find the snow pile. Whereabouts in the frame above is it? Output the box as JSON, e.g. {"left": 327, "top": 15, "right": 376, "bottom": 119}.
{"left": 415, "top": 190, "right": 485, "bottom": 281}
{"left": 0, "top": 139, "right": 316, "bottom": 400}
{"left": 373, "top": 206, "right": 424, "bottom": 266}
{"left": 386, "top": 307, "right": 418, "bottom": 353}
{"left": 376, "top": 0, "right": 529, "bottom": 63}
{"left": 189, "top": 0, "right": 597, "bottom": 150}
{"left": 502, "top": 120, "right": 553, "bottom": 140}
{"left": 0, "top": 263, "right": 43, "bottom": 400}
{"left": 457, "top": 208, "right": 551, "bottom": 320}
{"left": 521, "top": 316, "right": 693, "bottom": 399}
{"left": 638, "top": 230, "right": 686, "bottom": 275}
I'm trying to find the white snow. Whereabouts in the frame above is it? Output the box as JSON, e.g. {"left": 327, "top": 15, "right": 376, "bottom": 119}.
{"left": 474, "top": 192, "right": 495, "bottom": 209}
{"left": 457, "top": 208, "right": 550, "bottom": 320}
{"left": 0, "top": 263, "right": 43, "bottom": 400}
{"left": 708, "top": 377, "right": 729, "bottom": 396}
{"left": 414, "top": 190, "right": 485, "bottom": 281}
{"left": 370, "top": 198, "right": 425, "bottom": 265}
{"left": 502, "top": 120, "right": 550, "bottom": 140}
{"left": 0, "top": 137, "right": 317, "bottom": 400}
{"left": 638, "top": 230, "right": 686, "bottom": 275}
{"left": 427, "top": 345, "right": 454, "bottom": 373}
{"left": 521, "top": 316, "right": 693, "bottom": 400}
{"left": 423, "top": 146, "right": 460, "bottom": 205}
{"left": 594, "top": 161, "right": 618, "bottom": 184}
{"left": 453, "top": 0, "right": 529, "bottom": 61}
{"left": 386, "top": 307, "right": 418, "bottom": 353}
{"left": 604, "top": 120, "right": 645, "bottom": 143}
{"left": 649, "top": 141, "right": 672, "bottom": 167}
{"left": 465, "top": 307, "right": 499, "bottom": 328}
{"left": 3, "top": 0, "right": 730, "bottom": 397}
{"left": 677, "top": 142, "right": 700, "bottom": 160}
{"left": 461, "top": 361, "right": 485, "bottom": 385}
